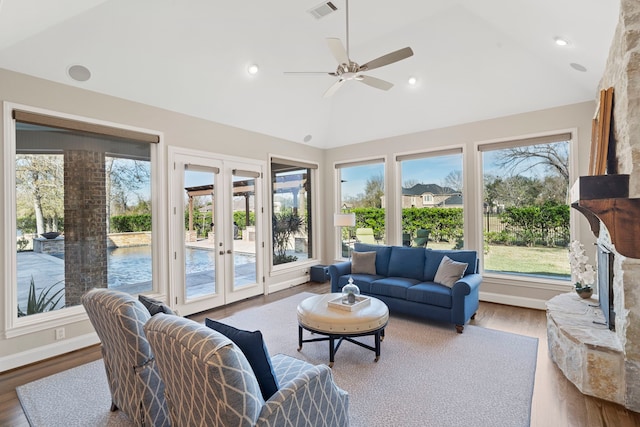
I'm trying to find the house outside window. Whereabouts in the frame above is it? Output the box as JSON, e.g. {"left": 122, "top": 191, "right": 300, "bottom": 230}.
{"left": 397, "top": 149, "right": 463, "bottom": 248}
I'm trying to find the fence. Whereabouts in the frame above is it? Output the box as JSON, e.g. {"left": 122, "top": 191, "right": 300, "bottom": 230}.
{"left": 483, "top": 213, "right": 569, "bottom": 247}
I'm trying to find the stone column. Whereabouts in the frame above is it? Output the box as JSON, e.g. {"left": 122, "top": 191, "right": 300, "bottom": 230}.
{"left": 64, "top": 149, "right": 108, "bottom": 306}
{"left": 598, "top": 0, "right": 640, "bottom": 411}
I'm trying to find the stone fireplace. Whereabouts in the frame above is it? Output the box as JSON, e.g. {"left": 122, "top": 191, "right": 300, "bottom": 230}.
{"left": 547, "top": 0, "right": 640, "bottom": 412}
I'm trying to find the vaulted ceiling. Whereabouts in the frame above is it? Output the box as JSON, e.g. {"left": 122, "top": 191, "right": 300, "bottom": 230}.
{"left": 0, "top": 0, "right": 619, "bottom": 148}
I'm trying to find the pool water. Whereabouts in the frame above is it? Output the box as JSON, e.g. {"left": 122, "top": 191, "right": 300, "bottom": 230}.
{"left": 107, "top": 246, "right": 255, "bottom": 288}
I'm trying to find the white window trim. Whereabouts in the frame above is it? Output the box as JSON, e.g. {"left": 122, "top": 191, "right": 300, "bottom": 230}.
{"left": 3, "top": 102, "right": 166, "bottom": 338}
{"left": 473, "top": 128, "right": 577, "bottom": 280}
{"left": 268, "top": 154, "right": 320, "bottom": 272}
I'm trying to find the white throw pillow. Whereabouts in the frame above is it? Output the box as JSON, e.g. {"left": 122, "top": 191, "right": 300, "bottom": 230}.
{"left": 351, "top": 251, "right": 377, "bottom": 275}
{"left": 434, "top": 255, "right": 468, "bottom": 288}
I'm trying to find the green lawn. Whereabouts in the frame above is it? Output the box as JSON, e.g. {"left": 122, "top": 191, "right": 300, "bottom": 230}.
{"left": 428, "top": 241, "right": 570, "bottom": 279}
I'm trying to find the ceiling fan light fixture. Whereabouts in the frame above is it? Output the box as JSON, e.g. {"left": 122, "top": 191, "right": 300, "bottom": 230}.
{"left": 247, "top": 64, "right": 259, "bottom": 75}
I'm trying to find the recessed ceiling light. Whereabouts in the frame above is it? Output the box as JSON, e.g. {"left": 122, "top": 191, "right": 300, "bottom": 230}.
{"left": 247, "top": 64, "right": 259, "bottom": 75}
{"left": 67, "top": 64, "right": 91, "bottom": 82}
{"left": 554, "top": 37, "right": 569, "bottom": 46}
{"left": 408, "top": 76, "right": 417, "bottom": 86}
{"left": 570, "top": 63, "right": 587, "bottom": 72}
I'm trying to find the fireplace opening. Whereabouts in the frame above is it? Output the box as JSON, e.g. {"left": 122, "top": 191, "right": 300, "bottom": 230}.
{"left": 597, "top": 243, "right": 615, "bottom": 331}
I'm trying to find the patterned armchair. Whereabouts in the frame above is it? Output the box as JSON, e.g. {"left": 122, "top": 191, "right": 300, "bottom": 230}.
{"left": 144, "top": 314, "right": 350, "bottom": 427}
{"left": 82, "top": 288, "right": 169, "bottom": 426}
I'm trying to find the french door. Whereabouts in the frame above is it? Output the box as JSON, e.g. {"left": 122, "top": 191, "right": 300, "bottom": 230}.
{"left": 169, "top": 148, "right": 264, "bottom": 316}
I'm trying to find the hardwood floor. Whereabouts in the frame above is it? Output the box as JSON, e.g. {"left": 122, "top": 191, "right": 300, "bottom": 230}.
{"left": 2, "top": 282, "right": 639, "bottom": 427}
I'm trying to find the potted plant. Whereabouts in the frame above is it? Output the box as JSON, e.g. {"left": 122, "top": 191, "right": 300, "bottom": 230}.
{"left": 568, "top": 240, "right": 596, "bottom": 299}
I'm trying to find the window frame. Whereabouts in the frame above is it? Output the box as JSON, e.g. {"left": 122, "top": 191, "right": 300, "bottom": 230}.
{"left": 3, "top": 102, "right": 166, "bottom": 338}
{"left": 395, "top": 147, "right": 465, "bottom": 248}
{"left": 334, "top": 156, "right": 387, "bottom": 257}
{"left": 474, "top": 130, "right": 577, "bottom": 284}
{"left": 268, "top": 155, "right": 319, "bottom": 272}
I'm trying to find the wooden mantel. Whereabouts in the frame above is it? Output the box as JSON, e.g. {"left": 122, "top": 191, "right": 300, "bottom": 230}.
{"left": 571, "top": 175, "right": 640, "bottom": 259}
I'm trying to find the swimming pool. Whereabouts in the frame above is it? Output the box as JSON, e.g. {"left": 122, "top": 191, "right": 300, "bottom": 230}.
{"left": 107, "top": 246, "right": 256, "bottom": 288}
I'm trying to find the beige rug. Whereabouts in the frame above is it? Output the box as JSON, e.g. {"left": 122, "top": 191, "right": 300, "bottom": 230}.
{"left": 18, "top": 292, "right": 538, "bottom": 426}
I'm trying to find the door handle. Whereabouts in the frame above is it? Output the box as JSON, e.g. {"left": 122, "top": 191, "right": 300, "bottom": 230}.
{"left": 219, "top": 251, "right": 225, "bottom": 255}
{"left": 226, "top": 249, "right": 233, "bottom": 254}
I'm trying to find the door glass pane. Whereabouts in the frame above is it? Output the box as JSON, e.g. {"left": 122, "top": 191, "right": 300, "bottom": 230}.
{"left": 400, "top": 153, "right": 463, "bottom": 249}
{"left": 183, "top": 168, "right": 216, "bottom": 299}
{"left": 232, "top": 173, "right": 257, "bottom": 288}
{"left": 482, "top": 140, "right": 571, "bottom": 279}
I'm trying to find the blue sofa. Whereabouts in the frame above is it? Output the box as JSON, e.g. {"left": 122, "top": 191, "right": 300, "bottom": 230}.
{"left": 329, "top": 243, "right": 482, "bottom": 333}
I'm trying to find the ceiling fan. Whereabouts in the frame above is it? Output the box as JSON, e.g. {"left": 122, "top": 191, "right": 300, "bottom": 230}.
{"left": 287, "top": 0, "right": 414, "bottom": 98}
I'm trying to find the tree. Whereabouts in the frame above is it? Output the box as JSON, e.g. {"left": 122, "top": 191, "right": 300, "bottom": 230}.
{"left": 106, "top": 157, "right": 151, "bottom": 216}
{"left": 16, "top": 155, "right": 64, "bottom": 235}
{"left": 442, "top": 170, "right": 463, "bottom": 192}
{"left": 362, "top": 173, "right": 384, "bottom": 208}
{"left": 493, "top": 142, "right": 569, "bottom": 187}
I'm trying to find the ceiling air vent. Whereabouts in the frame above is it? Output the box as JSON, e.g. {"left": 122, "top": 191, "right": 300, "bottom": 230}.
{"left": 307, "top": 2, "right": 338, "bottom": 19}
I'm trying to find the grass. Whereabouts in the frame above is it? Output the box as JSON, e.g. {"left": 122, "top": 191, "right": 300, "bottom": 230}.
{"left": 427, "top": 241, "right": 570, "bottom": 279}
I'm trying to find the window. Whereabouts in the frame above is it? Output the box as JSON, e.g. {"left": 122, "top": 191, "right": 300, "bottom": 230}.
{"left": 397, "top": 149, "right": 463, "bottom": 249}
{"left": 8, "top": 107, "right": 159, "bottom": 326}
{"left": 479, "top": 133, "right": 571, "bottom": 279}
{"left": 271, "top": 158, "right": 316, "bottom": 266}
{"left": 336, "top": 159, "right": 385, "bottom": 255}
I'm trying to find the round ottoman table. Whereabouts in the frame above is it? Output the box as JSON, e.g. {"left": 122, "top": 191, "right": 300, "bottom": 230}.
{"left": 297, "top": 293, "right": 389, "bottom": 367}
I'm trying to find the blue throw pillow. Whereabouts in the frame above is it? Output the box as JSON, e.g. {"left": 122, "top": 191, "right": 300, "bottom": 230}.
{"left": 205, "top": 318, "right": 279, "bottom": 400}
{"left": 138, "top": 294, "right": 176, "bottom": 316}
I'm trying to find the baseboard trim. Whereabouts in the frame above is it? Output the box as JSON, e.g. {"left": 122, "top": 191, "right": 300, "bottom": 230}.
{"left": 268, "top": 277, "right": 309, "bottom": 294}
{"left": 480, "top": 291, "right": 547, "bottom": 310}
{"left": 0, "top": 332, "right": 99, "bottom": 373}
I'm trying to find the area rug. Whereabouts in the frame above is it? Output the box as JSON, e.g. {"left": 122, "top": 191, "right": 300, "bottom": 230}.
{"left": 17, "top": 292, "right": 538, "bottom": 427}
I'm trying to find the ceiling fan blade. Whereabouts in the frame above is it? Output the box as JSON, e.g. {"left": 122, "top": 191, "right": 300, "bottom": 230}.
{"left": 358, "top": 75, "right": 394, "bottom": 91}
{"left": 359, "top": 47, "right": 414, "bottom": 72}
{"left": 323, "top": 79, "right": 346, "bottom": 98}
{"left": 327, "top": 38, "right": 349, "bottom": 65}
{"left": 283, "top": 71, "right": 337, "bottom": 76}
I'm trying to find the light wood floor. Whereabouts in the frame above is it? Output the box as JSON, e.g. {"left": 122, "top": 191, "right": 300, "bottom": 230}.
{"left": 1, "top": 282, "right": 639, "bottom": 427}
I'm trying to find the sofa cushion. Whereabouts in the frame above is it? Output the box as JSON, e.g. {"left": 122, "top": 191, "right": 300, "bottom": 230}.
{"left": 424, "top": 250, "right": 478, "bottom": 281}
{"left": 434, "top": 256, "right": 468, "bottom": 288}
{"left": 138, "top": 294, "right": 176, "bottom": 316}
{"left": 354, "top": 243, "right": 392, "bottom": 276}
{"left": 352, "top": 251, "right": 377, "bottom": 275}
{"left": 204, "top": 319, "right": 279, "bottom": 401}
{"left": 338, "top": 274, "right": 381, "bottom": 294}
{"left": 371, "top": 277, "right": 420, "bottom": 299}
{"left": 387, "top": 247, "right": 426, "bottom": 281}
{"left": 406, "top": 283, "right": 453, "bottom": 309}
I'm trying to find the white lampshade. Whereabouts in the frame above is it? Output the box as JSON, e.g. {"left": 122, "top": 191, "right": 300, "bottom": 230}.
{"left": 334, "top": 213, "right": 356, "bottom": 227}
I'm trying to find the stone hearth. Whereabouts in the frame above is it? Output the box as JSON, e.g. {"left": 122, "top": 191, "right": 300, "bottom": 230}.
{"left": 547, "top": 293, "right": 624, "bottom": 404}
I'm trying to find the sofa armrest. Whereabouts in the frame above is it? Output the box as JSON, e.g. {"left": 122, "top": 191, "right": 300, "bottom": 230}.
{"left": 451, "top": 273, "right": 482, "bottom": 296}
{"left": 451, "top": 273, "right": 482, "bottom": 327}
{"left": 329, "top": 262, "right": 352, "bottom": 293}
{"left": 257, "top": 362, "right": 349, "bottom": 427}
